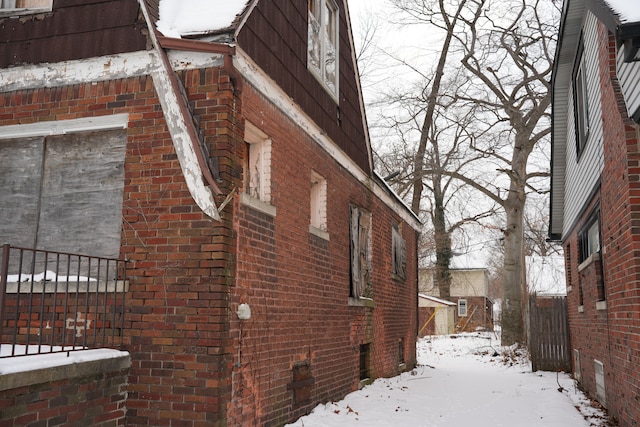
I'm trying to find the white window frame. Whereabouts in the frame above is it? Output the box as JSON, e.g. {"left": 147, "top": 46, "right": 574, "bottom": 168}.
{"left": 244, "top": 121, "right": 272, "bottom": 205}
{"left": 458, "top": 299, "right": 468, "bottom": 317}
{"left": 308, "top": 0, "right": 339, "bottom": 100}
{"left": 310, "top": 170, "right": 327, "bottom": 233}
{"left": 0, "top": 0, "right": 52, "bottom": 16}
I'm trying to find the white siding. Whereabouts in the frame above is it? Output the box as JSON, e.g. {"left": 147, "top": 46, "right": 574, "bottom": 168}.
{"left": 563, "top": 12, "right": 605, "bottom": 238}
{"left": 617, "top": 43, "right": 640, "bottom": 121}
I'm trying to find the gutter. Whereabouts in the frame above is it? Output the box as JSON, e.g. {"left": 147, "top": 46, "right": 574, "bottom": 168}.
{"left": 138, "top": 0, "right": 227, "bottom": 221}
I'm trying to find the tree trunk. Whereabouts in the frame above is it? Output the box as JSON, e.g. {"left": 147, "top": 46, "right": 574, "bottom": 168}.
{"left": 433, "top": 177, "right": 452, "bottom": 299}
{"left": 500, "top": 136, "right": 529, "bottom": 346}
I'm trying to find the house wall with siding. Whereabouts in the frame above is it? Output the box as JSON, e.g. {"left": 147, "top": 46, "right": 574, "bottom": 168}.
{"left": 563, "top": 11, "right": 604, "bottom": 237}
{"left": 237, "top": 0, "right": 371, "bottom": 175}
{"left": 563, "top": 19, "right": 640, "bottom": 426}
{"left": 617, "top": 43, "right": 640, "bottom": 121}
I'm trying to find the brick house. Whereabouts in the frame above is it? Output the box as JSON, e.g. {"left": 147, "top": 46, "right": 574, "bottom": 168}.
{"left": 0, "top": 1, "right": 421, "bottom": 426}
{"left": 550, "top": 0, "right": 640, "bottom": 424}
{"left": 418, "top": 268, "right": 493, "bottom": 333}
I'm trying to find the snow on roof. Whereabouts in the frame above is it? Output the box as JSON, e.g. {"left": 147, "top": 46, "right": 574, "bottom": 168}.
{"left": 156, "top": 0, "right": 249, "bottom": 38}
{"left": 605, "top": 0, "right": 640, "bottom": 23}
{"left": 418, "top": 294, "right": 456, "bottom": 306}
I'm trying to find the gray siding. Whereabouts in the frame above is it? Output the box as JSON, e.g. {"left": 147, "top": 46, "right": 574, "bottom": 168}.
{"left": 617, "top": 43, "right": 640, "bottom": 121}
{"left": 563, "top": 12, "right": 604, "bottom": 237}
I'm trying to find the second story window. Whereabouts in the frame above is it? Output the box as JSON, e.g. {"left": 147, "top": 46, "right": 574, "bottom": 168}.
{"left": 573, "top": 35, "right": 590, "bottom": 158}
{"left": 0, "top": 0, "right": 52, "bottom": 15}
{"left": 308, "top": 0, "right": 339, "bottom": 99}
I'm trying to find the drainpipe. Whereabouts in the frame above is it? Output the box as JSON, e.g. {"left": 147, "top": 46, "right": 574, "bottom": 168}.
{"left": 138, "top": 0, "right": 229, "bottom": 221}
{"left": 156, "top": 36, "right": 243, "bottom": 95}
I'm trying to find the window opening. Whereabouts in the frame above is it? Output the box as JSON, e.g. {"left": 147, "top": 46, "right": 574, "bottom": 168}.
{"left": 350, "top": 205, "right": 372, "bottom": 298}
{"left": 244, "top": 122, "right": 272, "bottom": 204}
{"left": 359, "top": 343, "right": 371, "bottom": 381}
{"left": 310, "top": 171, "right": 327, "bottom": 231}
{"left": 458, "top": 299, "right": 468, "bottom": 317}
{"left": 308, "top": 0, "right": 339, "bottom": 98}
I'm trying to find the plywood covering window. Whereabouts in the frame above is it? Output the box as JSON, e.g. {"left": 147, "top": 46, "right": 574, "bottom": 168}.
{"left": 392, "top": 223, "right": 406, "bottom": 280}
{"left": 0, "top": 129, "right": 127, "bottom": 258}
{"left": 308, "top": 0, "right": 339, "bottom": 99}
{"left": 349, "top": 205, "right": 372, "bottom": 299}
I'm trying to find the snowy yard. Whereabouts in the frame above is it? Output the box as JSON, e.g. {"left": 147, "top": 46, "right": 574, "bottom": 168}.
{"left": 286, "top": 333, "right": 612, "bottom": 427}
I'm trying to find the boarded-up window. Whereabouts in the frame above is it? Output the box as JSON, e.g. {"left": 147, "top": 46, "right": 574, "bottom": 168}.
{"left": 392, "top": 223, "right": 406, "bottom": 280}
{"left": 0, "top": 130, "right": 126, "bottom": 259}
{"left": 349, "top": 205, "right": 371, "bottom": 299}
{"left": 288, "top": 362, "right": 314, "bottom": 406}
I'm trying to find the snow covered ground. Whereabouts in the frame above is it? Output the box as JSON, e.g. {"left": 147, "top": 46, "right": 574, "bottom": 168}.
{"left": 286, "top": 333, "right": 612, "bottom": 427}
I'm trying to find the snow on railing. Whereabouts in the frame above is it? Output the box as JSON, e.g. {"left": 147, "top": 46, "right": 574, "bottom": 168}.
{"left": 0, "top": 244, "right": 128, "bottom": 358}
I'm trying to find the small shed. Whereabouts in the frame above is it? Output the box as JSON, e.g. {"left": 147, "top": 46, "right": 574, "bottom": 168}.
{"left": 418, "top": 294, "right": 456, "bottom": 336}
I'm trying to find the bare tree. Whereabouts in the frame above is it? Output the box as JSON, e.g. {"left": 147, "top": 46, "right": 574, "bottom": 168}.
{"left": 362, "top": 0, "right": 559, "bottom": 345}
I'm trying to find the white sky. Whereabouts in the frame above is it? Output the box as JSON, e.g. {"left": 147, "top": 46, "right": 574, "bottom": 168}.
{"left": 156, "top": 0, "right": 249, "bottom": 38}
{"left": 286, "top": 333, "right": 609, "bottom": 427}
{"left": 606, "top": 0, "right": 640, "bottom": 23}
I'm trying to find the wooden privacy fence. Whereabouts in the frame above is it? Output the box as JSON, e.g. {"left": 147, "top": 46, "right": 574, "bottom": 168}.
{"left": 529, "top": 295, "right": 571, "bottom": 372}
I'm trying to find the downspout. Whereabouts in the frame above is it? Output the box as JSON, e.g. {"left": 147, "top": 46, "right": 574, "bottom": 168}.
{"left": 157, "top": 36, "right": 243, "bottom": 95}
{"left": 138, "top": 0, "right": 224, "bottom": 221}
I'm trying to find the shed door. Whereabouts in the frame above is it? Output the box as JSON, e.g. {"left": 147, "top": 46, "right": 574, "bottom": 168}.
{"left": 0, "top": 130, "right": 126, "bottom": 258}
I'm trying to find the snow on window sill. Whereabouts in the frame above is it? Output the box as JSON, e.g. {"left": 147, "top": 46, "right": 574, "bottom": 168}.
{"left": 567, "top": 285, "right": 573, "bottom": 293}
{"left": 578, "top": 305, "right": 585, "bottom": 313}
{"left": 596, "top": 301, "right": 607, "bottom": 311}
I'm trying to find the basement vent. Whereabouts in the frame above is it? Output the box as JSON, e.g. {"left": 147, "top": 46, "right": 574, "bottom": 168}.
{"left": 288, "top": 362, "right": 314, "bottom": 406}
{"left": 594, "top": 360, "right": 606, "bottom": 408}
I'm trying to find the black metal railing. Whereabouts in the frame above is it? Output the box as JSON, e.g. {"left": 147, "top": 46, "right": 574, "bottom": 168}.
{"left": 0, "top": 244, "right": 127, "bottom": 358}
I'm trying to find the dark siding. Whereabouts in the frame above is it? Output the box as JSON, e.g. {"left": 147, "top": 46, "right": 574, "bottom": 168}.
{"left": 0, "top": 0, "right": 147, "bottom": 67}
{"left": 237, "top": 0, "right": 371, "bottom": 174}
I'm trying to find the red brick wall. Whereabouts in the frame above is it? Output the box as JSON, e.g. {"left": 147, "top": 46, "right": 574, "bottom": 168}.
{"left": 0, "top": 70, "right": 240, "bottom": 426}
{"left": 0, "top": 65, "right": 418, "bottom": 426}
{"left": 0, "top": 364, "right": 128, "bottom": 426}
{"left": 563, "top": 22, "right": 640, "bottom": 426}
{"left": 225, "top": 82, "right": 418, "bottom": 426}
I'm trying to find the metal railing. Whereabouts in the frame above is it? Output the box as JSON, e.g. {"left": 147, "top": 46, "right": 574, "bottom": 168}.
{"left": 0, "top": 244, "right": 128, "bottom": 358}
